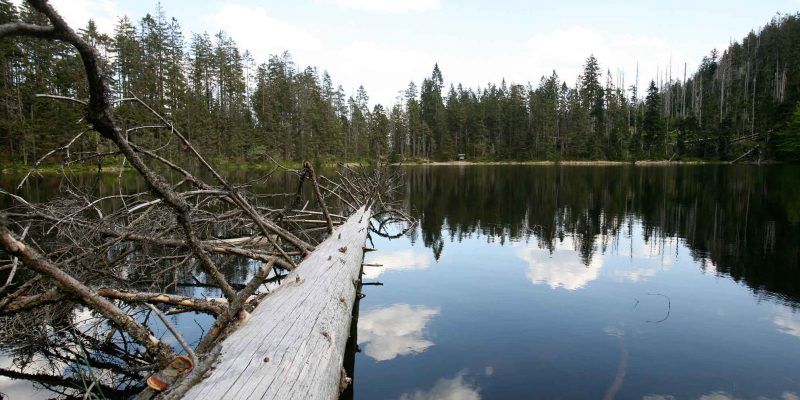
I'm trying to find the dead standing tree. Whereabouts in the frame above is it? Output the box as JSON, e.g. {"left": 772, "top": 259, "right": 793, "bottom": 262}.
{"left": 0, "top": 1, "right": 408, "bottom": 398}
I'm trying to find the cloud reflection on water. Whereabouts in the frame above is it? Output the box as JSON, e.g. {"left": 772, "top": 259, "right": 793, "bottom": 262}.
{"left": 398, "top": 371, "right": 481, "bottom": 400}
{"left": 358, "top": 303, "right": 440, "bottom": 361}
{"left": 643, "top": 391, "right": 800, "bottom": 400}
{"left": 518, "top": 239, "right": 603, "bottom": 291}
{"left": 774, "top": 309, "right": 800, "bottom": 338}
{"left": 363, "top": 249, "right": 434, "bottom": 279}
{"left": 0, "top": 354, "right": 52, "bottom": 400}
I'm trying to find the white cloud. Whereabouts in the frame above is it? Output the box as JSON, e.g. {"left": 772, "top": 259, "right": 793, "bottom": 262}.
{"left": 516, "top": 26, "right": 688, "bottom": 89}
{"left": 431, "top": 26, "right": 693, "bottom": 106}
{"left": 0, "top": 307, "right": 125, "bottom": 398}
{"left": 358, "top": 303, "right": 439, "bottom": 361}
{"left": 203, "top": 4, "right": 433, "bottom": 105}
{"left": 0, "top": 379, "right": 51, "bottom": 400}
{"left": 0, "top": 354, "right": 64, "bottom": 400}
{"left": 60, "top": 0, "right": 118, "bottom": 34}
{"left": 333, "top": 40, "right": 434, "bottom": 106}
{"left": 32, "top": 1, "right": 720, "bottom": 108}
{"left": 644, "top": 392, "right": 800, "bottom": 400}
{"left": 326, "top": 0, "right": 442, "bottom": 14}
{"left": 518, "top": 239, "right": 602, "bottom": 291}
{"left": 363, "top": 248, "right": 433, "bottom": 279}
{"left": 614, "top": 267, "right": 660, "bottom": 283}
{"left": 14, "top": 0, "right": 119, "bottom": 34}
{"left": 783, "top": 392, "right": 800, "bottom": 400}
{"left": 697, "top": 392, "right": 739, "bottom": 400}
{"left": 205, "top": 3, "right": 324, "bottom": 64}
{"left": 191, "top": 4, "right": 701, "bottom": 107}
{"left": 399, "top": 371, "right": 481, "bottom": 400}
{"left": 198, "top": 6, "right": 695, "bottom": 107}
{"left": 612, "top": 234, "right": 675, "bottom": 282}
{"left": 32, "top": 1, "right": 719, "bottom": 109}
{"left": 603, "top": 325, "right": 624, "bottom": 338}
{"left": 774, "top": 309, "right": 800, "bottom": 338}
{"left": 0, "top": 354, "right": 52, "bottom": 400}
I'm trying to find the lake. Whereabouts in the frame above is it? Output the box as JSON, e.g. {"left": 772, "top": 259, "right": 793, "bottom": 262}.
{"left": 353, "top": 164, "right": 800, "bottom": 400}
{"left": 2, "top": 164, "right": 800, "bottom": 399}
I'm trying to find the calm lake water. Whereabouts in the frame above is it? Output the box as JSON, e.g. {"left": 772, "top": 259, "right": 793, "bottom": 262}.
{"left": 2, "top": 164, "right": 800, "bottom": 399}
{"left": 353, "top": 164, "right": 800, "bottom": 400}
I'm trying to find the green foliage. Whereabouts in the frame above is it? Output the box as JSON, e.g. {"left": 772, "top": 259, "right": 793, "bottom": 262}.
{"left": 775, "top": 103, "right": 800, "bottom": 161}
{"left": 2, "top": 5, "right": 800, "bottom": 164}
{"left": 642, "top": 81, "right": 663, "bottom": 157}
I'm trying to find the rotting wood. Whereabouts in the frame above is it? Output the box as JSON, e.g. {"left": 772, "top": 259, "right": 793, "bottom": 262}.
{"left": 176, "top": 207, "right": 371, "bottom": 400}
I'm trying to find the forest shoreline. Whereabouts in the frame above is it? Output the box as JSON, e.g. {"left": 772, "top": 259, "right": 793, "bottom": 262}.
{"left": 397, "top": 159, "right": 728, "bottom": 166}
{"left": 5, "top": 158, "right": 786, "bottom": 175}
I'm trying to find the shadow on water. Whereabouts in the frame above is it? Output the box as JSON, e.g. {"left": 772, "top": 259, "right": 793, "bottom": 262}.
{"left": 339, "top": 289, "right": 361, "bottom": 400}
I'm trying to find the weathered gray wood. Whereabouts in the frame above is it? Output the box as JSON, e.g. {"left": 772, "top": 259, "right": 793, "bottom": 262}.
{"left": 181, "top": 207, "right": 371, "bottom": 400}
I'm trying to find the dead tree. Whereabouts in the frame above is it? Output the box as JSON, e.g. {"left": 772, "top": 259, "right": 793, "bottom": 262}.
{"left": 0, "top": 1, "right": 409, "bottom": 398}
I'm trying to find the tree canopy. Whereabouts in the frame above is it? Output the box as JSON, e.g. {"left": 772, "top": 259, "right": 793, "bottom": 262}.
{"left": 2, "top": 2, "right": 800, "bottom": 164}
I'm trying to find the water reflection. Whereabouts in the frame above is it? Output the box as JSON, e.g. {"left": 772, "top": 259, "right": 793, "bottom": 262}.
{"left": 518, "top": 238, "right": 603, "bottom": 290}
{"left": 353, "top": 165, "right": 800, "bottom": 399}
{"left": 698, "top": 393, "right": 739, "bottom": 400}
{"left": 358, "top": 304, "right": 439, "bottom": 362}
{"left": 645, "top": 392, "right": 800, "bottom": 400}
{"left": 402, "top": 165, "right": 800, "bottom": 305}
{"left": 0, "top": 168, "right": 339, "bottom": 399}
{"left": 0, "top": 354, "right": 51, "bottom": 400}
{"left": 614, "top": 267, "right": 661, "bottom": 283}
{"left": 362, "top": 249, "right": 434, "bottom": 280}
{"left": 398, "top": 371, "right": 481, "bottom": 400}
{"left": 0, "top": 306, "right": 145, "bottom": 399}
{"left": 774, "top": 309, "right": 800, "bottom": 338}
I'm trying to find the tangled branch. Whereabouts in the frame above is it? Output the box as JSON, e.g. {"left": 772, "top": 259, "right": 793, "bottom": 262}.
{"left": 0, "top": 1, "right": 408, "bottom": 398}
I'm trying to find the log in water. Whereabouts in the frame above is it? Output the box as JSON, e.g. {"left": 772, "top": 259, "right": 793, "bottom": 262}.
{"left": 181, "top": 206, "right": 371, "bottom": 400}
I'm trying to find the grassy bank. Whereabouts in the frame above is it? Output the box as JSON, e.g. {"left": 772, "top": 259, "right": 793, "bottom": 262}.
{"left": 1, "top": 158, "right": 758, "bottom": 175}
{"left": 1, "top": 158, "right": 372, "bottom": 175}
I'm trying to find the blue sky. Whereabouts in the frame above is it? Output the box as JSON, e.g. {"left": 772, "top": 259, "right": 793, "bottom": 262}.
{"left": 43, "top": 0, "right": 800, "bottom": 105}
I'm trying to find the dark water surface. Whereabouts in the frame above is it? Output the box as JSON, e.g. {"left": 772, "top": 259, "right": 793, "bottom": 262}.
{"left": 2, "top": 164, "right": 800, "bottom": 399}
{"left": 354, "top": 165, "right": 800, "bottom": 400}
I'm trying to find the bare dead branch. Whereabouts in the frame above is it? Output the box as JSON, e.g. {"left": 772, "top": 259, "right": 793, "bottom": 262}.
{"left": 0, "top": 217, "right": 175, "bottom": 365}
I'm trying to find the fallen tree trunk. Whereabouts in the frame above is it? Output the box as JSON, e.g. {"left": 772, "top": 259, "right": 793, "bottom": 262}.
{"left": 0, "top": 4, "right": 406, "bottom": 398}
{"left": 731, "top": 147, "right": 758, "bottom": 164}
{"left": 177, "top": 206, "right": 371, "bottom": 400}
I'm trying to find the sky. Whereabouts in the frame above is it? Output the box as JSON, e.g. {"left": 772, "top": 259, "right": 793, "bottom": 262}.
{"left": 33, "top": 0, "right": 800, "bottom": 105}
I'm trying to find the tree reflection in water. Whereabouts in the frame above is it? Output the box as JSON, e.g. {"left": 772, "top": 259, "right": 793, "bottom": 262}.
{"left": 401, "top": 165, "right": 800, "bottom": 306}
